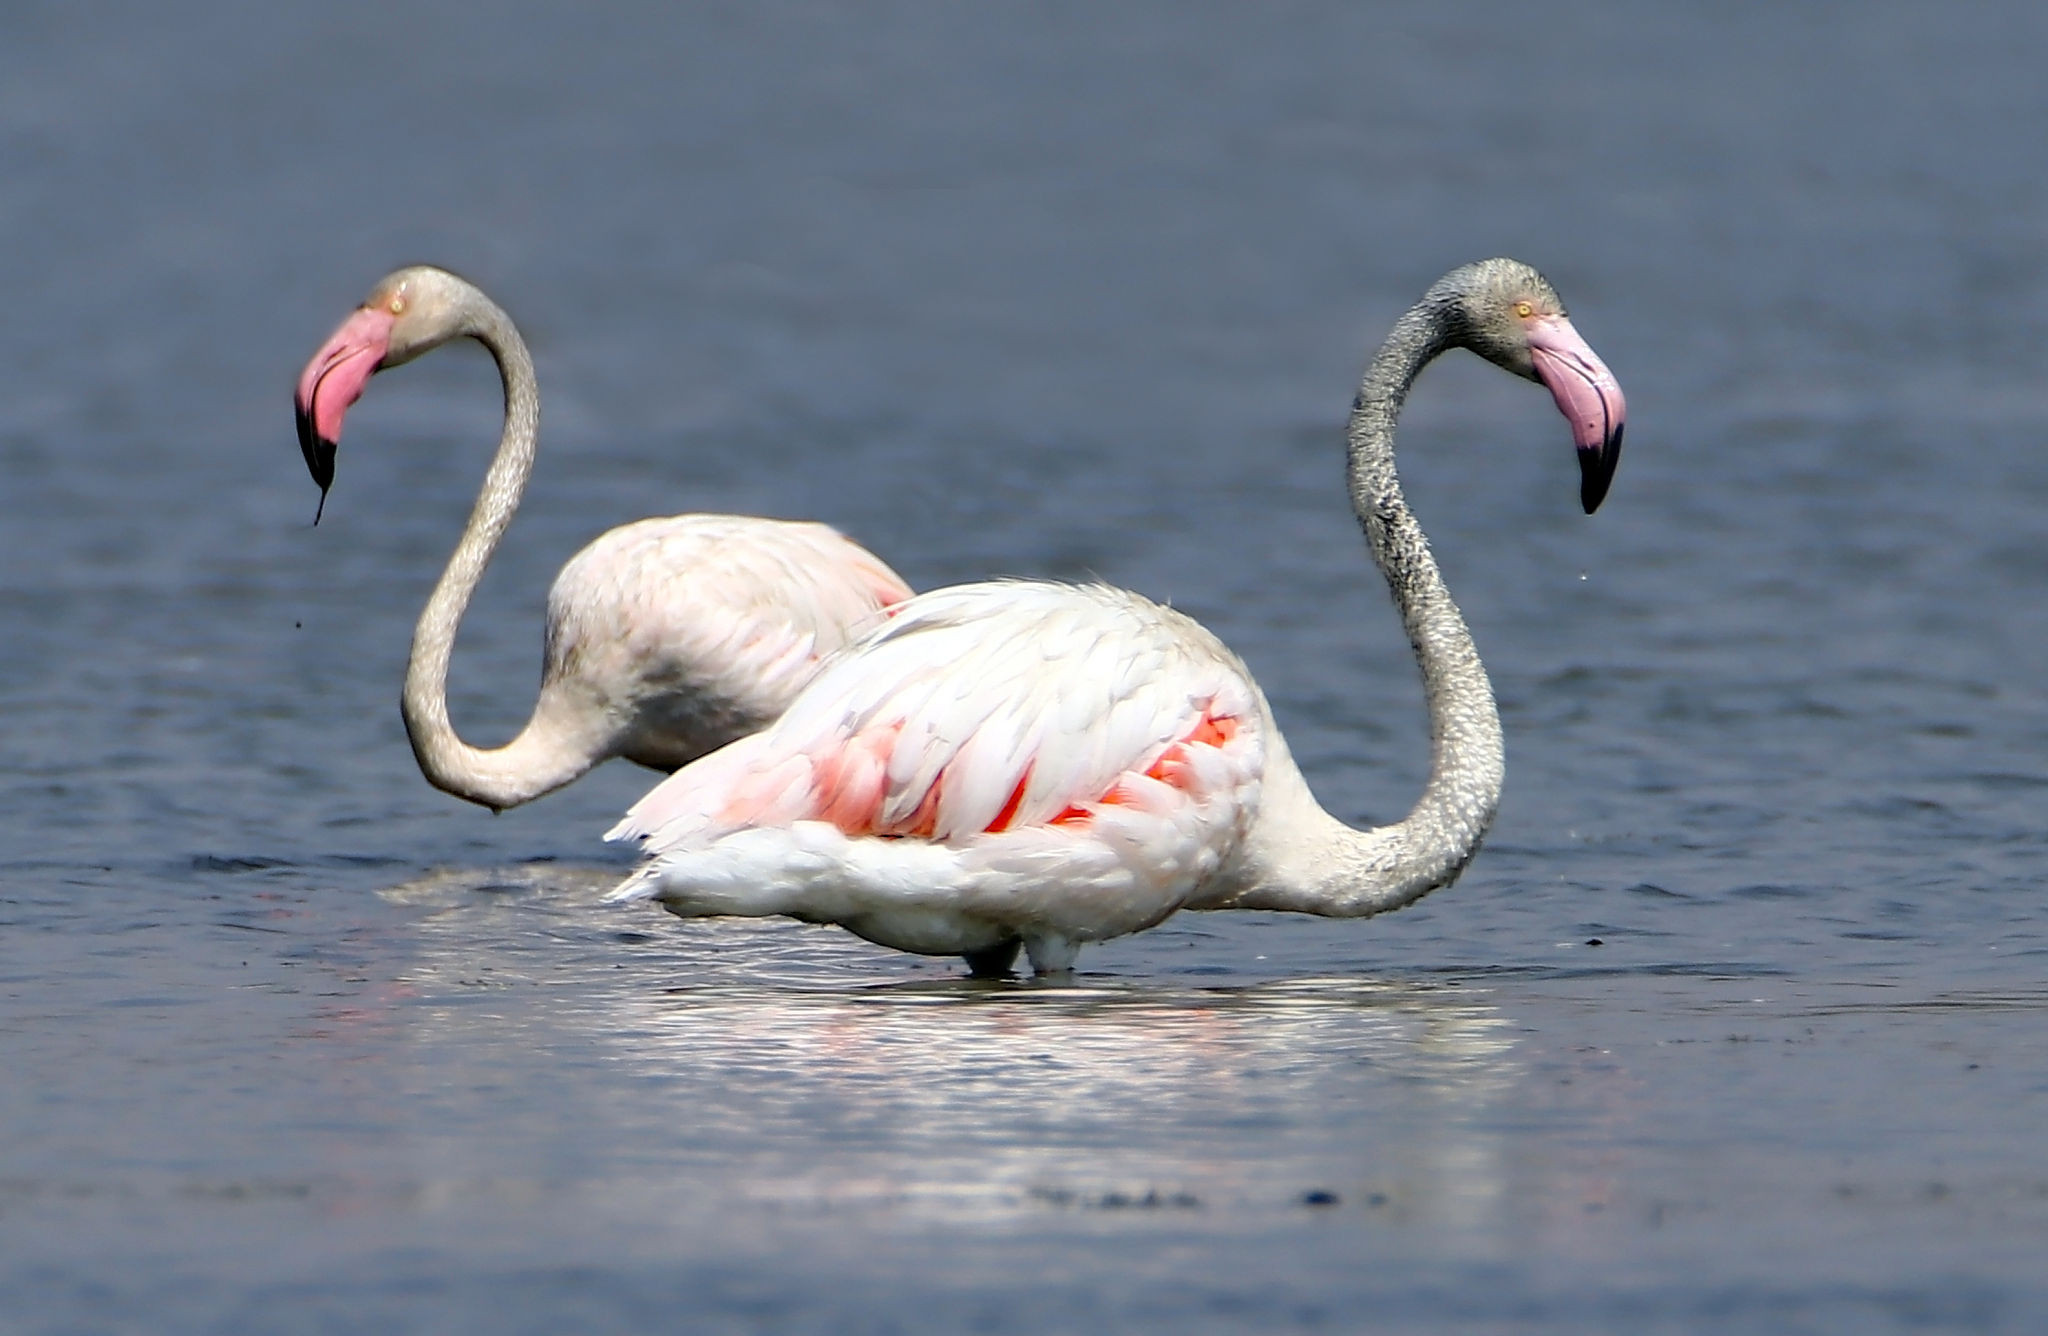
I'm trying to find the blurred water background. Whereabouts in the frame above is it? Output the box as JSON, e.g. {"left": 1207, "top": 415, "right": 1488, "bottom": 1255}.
{"left": 2, "top": 3, "right": 2046, "bottom": 1331}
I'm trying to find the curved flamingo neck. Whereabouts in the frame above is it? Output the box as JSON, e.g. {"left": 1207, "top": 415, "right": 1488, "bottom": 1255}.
{"left": 399, "top": 290, "right": 605, "bottom": 811}
{"left": 1238, "top": 296, "right": 1505, "bottom": 915}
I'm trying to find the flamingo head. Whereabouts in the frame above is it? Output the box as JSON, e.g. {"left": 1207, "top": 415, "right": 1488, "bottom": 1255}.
{"left": 1433, "top": 258, "right": 1627, "bottom": 514}
{"left": 293, "top": 265, "right": 478, "bottom": 521}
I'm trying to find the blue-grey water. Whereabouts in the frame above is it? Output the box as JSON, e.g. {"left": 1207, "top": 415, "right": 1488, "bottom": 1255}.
{"left": 4, "top": 3, "right": 2046, "bottom": 1332}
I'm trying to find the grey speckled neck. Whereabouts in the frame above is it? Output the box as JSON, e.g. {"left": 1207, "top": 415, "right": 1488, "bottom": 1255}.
{"left": 1226, "top": 280, "right": 1505, "bottom": 918}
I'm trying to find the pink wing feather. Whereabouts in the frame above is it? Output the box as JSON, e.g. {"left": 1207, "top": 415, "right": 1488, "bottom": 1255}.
{"left": 608, "top": 581, "right": 1263, "bottom": 856}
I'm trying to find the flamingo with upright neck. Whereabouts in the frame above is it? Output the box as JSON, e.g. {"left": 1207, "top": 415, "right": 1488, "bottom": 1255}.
{"left": 295, "top": 265, "right": 913, "bottom": 811}
{"left": 604, "top": 258, "right": 1625, "bottom": 976}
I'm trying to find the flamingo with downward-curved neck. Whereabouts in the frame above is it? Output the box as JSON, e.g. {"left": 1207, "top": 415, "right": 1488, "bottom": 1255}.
{"left": 605, "top": 257, "right": 1626, "bottom": 975}
{"left": 295, "top": 265, "right": 913, "bottom": 811}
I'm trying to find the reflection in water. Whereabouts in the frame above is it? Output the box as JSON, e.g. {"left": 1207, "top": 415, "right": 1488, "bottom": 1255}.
{"left": 368, "top": 865, "right": 1528, "bottom": 1230}
{"left": 618, "top": 980, "right": 1520, "bottom": 1229}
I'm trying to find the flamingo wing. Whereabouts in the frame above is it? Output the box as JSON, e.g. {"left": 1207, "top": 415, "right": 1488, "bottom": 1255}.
{"left": 544, "top": 515, "right": 913, "bottom": 765}
{"left": 604, "top": 581, "right": 1268, "bottom": 957}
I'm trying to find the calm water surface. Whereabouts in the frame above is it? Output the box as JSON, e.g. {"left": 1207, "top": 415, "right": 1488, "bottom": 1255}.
{"left": 2, "top": 3, "right": 2046, "bottom": 1332}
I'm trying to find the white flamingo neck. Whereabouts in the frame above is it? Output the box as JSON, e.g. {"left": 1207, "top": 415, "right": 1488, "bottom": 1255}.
{"left": 399, "top": 290, "right": 603, "bottom": 810}
{"left": 1237, "top": 300, "right": 1505, "bottom": 916}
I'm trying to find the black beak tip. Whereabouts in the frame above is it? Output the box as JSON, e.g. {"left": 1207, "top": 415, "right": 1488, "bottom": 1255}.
{"left": 295, "top": 402, "right": 336, "bottom": 490}
{"left": 295, "top": 403, "right": 336, "bottom": 526}
{"left": 1578, "top": 422, "right": 1623, "bottom": 515}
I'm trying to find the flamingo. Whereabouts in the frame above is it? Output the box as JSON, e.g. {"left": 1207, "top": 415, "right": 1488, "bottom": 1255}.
{"left": 606, "top": 258, "right": 1626, "bottom": 976}
{"left": 295, "top": 265, "right": 913, "bottom": 811}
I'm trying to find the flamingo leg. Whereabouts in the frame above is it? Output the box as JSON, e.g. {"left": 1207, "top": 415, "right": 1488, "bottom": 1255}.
{"left": 962, "top": 938, "right": 1022, "bottom": 979}
{"left": 1022, "top": 933, "right": 1079, "bottom": 977}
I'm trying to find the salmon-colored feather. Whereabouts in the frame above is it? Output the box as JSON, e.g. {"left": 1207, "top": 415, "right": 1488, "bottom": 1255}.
{"left": 605, "top": 582, "right": 1270, "bottom": 972}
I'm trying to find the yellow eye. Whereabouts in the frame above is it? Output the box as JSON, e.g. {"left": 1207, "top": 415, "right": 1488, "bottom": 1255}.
{"left": 389, "top": 296, "right": 407, "bottom": 315}
{"left": 1514, "top": 300, "right": 1535, "bottom": 318}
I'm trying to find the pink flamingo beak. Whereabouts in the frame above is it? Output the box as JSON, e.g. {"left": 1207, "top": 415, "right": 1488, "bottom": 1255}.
{"left": 294, "top": 306, "right": 396, "bottom": 522}
{"left": 1527, "top": 315, "right": 1626, "bottom": 513}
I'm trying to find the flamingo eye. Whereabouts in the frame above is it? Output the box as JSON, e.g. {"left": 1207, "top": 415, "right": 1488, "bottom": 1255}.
{"left": 1514, "top": 300, "right": 1535, "bottom": 319}
{"left": 389, "top": 296, "right": 407, "bottom": 316}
